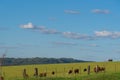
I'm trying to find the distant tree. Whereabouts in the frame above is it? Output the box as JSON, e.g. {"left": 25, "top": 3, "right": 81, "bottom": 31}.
{"left": 108, "top": 59, "right": 113, "bottom": 62}
{"left": 2, "top": 57, "right": 90, "bottom": 66}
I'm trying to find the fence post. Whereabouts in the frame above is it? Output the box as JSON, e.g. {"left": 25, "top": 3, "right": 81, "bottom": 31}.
{"left": 79, "top": 66, "right": 81, "bottom": 74}
{"left": 63, "top": 67, "right": 65, "bottom": 77}
{"left": 115, "top": 64, "right": 116, "bottom": 73}
{"left": 23, "top": 69, "right": 28, "bottom": 79}
{"left": 55, "top": 68, "right": 57, "bottom": 77}
{"left": 34, "top": 68, "right": 38, "bottom": 77}
{"left": 87, "top": 65, "right": 90, "bottom": 75}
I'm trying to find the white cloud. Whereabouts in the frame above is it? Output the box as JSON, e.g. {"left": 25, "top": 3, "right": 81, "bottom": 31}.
{"left": 20, "top": 22, "right": 35, "bottom": 29}
{"left": 94, "top": 30, "right": 120, "bottom": 39}
{"left": 39, "top": 26, "right": 60, "bottom": 34}
{"left": 62, "top": 31, "right": 93, "bottom": 40}
{"left": 20, "top": 23, "right": 60, "bottom": 34}
{"left": 112, "top": 32, "right": 120, "bottom": 38}
{"left": 20, "top": 23, "right": 120, "bottom": 40}
{"left": 40, "top": 28, "right": 60, "bottom": 34}
{"left": 64, "top": 10, "right": 80, "bottom": 14}
{"left": 95, "top": 30, "right": 112, "bottom": 37}
{"left": 92, "top": 9, "right": 110, "bottom": 14}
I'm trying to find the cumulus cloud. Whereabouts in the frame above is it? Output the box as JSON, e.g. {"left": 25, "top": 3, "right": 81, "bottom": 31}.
{"left": 40, "top": 28, "right": 60, "bottom": 34}
{"left": 20, "top": 22, "right": 36, "bottom": 29}
{"left": 64, "top": 10, "right": 80, "bottom": 14}
{"left": 92, "top": 9, "right": 110, "bottom": 14}
{"left": 62, "top": 30, "right": 120, "bottom": 40}
{"left": 62, "top": 31, "right": 93, "bottom": 40}
{"left": 94, "top": 30, "right": 120, "bottom": 39}
{"left": 20, "top": 23, "right": 120, "bottom": 40}
{"left": 52, "top": 41, "right": 77, "bottom": 46}
{"left": 20, "top": 22, "right": 60, "bottom": 34}
{"left": 95, "top": 30, "right": 112, "bottom": 37}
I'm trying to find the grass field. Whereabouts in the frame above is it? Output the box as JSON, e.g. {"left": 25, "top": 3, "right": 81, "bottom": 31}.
{"left": 1, "top": 61, "right": 120, "bottom": 80}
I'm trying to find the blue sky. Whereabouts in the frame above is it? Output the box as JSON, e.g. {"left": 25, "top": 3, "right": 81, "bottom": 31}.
{"left": 0, "top": 0, "right": 120, "bottom": 61}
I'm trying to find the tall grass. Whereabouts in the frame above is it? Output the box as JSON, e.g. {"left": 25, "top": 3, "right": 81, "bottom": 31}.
{"left": 4, "top": 72, "right": 120, "bottom": 80}
{"left": 1, "top": 61, "right": 120, "bottom": 79}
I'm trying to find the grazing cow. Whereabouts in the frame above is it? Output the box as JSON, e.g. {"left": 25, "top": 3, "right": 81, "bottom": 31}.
{"left": 74, "top": 69, "right": 79, "bottom": 74}
{"left": 39, "top": 72, "right": 47, "bottom": 77}
{"left": 68, "top": 70, "right": 73, "bottom": 74}
{"left": 99, "top": 67, "right": 105, "bottom": 72}
{"left": 52, "top": 71, "right": 55, "bottom": 75}
{"left": 94, "top": 65, "right": 100, "bottom": 73}
{"left": 94, "top": 65, "right": 105, "bottom": 73}
{"left": 84, "top": 68, "right": 87, "bottom": 72}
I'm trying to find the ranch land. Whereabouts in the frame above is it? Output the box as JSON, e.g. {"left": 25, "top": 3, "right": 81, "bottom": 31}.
{"left": 1, "top": 61, "right": 120, "bottom": 80}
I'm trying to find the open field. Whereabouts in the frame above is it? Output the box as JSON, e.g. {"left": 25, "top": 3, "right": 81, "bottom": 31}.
{"left": 1, "top": 61, "right": 120, "bottom": 80}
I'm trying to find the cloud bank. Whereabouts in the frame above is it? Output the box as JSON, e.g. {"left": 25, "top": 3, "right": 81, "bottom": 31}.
{"left": 62, "top": 32, "right": 93, "bottom": 40}
{"left": 64, "top": 10, "right": 80, "bottom": 14}
{"left": 20, "top": 22, "right": 36, "bottom": 29}
{"left": 92, "top": 9, "right": 110, "bottom": 14}
{"left": 20, "top": 23, "right": 60, "bottom": 34}
{"left": 20, "top": 23, "right": 120, "bottom": 40}
{"left": 95, "top": 30, "right": 120, "bottom": 39}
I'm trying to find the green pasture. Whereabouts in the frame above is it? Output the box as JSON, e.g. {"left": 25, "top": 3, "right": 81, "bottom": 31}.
{"left": 1, "top": 61, "right": 120, "bottom": 79}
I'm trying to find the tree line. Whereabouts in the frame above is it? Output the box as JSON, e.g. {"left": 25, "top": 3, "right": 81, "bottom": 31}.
{"left": 0, "top": 57, "right": 90, "bottom": 66}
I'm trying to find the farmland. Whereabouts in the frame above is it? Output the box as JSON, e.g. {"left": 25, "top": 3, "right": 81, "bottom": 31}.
{"left": 1, "top": 61, "right": 120, "bottom": 80}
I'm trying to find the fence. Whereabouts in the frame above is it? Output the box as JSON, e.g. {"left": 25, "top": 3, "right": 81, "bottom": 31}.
{"left": 1, "top": 62, "right": 120, "bottom": 79}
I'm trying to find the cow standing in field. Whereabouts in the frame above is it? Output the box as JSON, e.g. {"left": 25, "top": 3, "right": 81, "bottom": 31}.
{"left": 83, "top": 68, "right": 87, "bottom": 72}
{"left": 99, "top": 67, "right": 105, "bottom": 72}
{"left": 94, "top": 65, "right": 105, "bottom": 73}
{"left": 68, "top": 70, "right": 73, "bottom": 74}
{"left": 51, "top": 71, "right": 55, "bottom": 75}
{"left": 39, "top": 72, "right": 47, "bottom": 77}
{"left": 94, "top": 65, "right": 100, "bottom": 73}
{"left": 74, "top": 69, "right": 79, "bottom": 74}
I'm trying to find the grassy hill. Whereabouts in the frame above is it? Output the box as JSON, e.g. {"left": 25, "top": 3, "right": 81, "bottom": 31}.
{"left": 2, "top": 57, "right": 89, "bottom": 66}
{"left": 1, "top": 61, "right": 120, "bottom": 80}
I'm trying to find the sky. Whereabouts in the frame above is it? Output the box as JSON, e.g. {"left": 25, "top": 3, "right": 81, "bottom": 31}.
{"left": 0, "top": 0, "right": 120, "bottom": 61}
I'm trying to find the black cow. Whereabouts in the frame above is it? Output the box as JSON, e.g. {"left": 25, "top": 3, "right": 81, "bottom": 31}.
{"left": 74, "top": 69, "right": 79, "bottom": 74}
{"left": 52, "top": 71, "right": 55, "bottom": 75}
{"left": 68, "top": 70, "right": 73, "bottom": 74}
{"left": 39, "top": 72, "right": 47, "bottom": 77}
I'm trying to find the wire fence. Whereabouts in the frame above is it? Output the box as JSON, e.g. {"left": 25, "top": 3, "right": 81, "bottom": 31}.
{"left": 20, "top": 62, "right": 120, "bottom": 78}
{"left": 1, "top": 62, "right": 120, "bottom": 79}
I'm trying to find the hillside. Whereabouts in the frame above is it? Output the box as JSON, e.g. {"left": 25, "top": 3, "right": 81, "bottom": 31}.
{"left": 1, "top": 57, "right": 90, "bottom": 66}
{"left": 2, "top": 61, "right": 120, "bottom": 79}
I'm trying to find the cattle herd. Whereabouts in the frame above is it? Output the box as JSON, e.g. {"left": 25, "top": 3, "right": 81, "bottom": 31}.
{"left": 23, "top": 65, "right": 106, "bottom": 78}
{"left": 68, "top": 69, "right": 79, "bottom": 74}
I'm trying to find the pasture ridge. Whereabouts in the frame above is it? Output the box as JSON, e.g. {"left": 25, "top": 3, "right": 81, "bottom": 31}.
{"left": 1, "top": 61, "right": 120, "bottom": 79}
